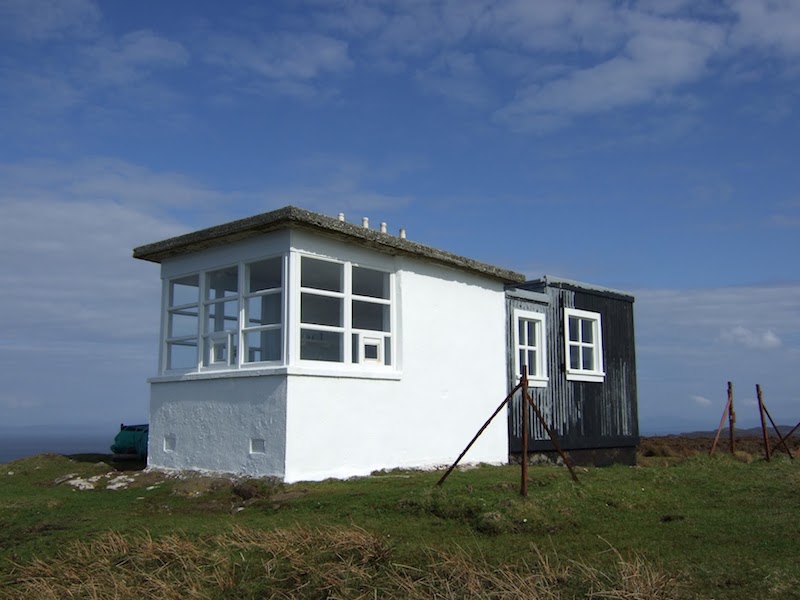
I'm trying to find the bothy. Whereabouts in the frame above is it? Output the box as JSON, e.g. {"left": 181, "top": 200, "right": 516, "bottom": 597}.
{"left": 134, "top": 206, "right": 638, "bottom": 481}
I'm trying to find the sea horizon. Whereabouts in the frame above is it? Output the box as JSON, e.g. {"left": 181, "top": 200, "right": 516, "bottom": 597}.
{"left": 0, "top": 430, "right": 118, "bottom": 464}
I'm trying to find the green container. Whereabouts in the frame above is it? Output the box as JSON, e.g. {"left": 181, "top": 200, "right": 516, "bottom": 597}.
{"left": 110, "top": 424, "right": 149, "bottom": 459}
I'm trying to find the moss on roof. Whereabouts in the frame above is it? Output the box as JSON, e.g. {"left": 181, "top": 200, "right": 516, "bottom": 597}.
{"left": 133, "top": 205, "right": 525, "bottom": 284}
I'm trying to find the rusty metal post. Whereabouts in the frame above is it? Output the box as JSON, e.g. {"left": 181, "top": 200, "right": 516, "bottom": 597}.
{"left": 436, "top": 381, "right": 523, "bottom": 487}
{"left": 757, "top": 384, "right": 771, "bottom": 462}
{"left": 710, "top": 384, "right": 732, "bottom": 456}
{"left": 728, "top": 381, "right": 736, "bottom": 454}
{"left": 525, "top": 390, "right": 580, "bottom": 484}
{"left": 761, "top": 400, "right": 794, "bottom": 459}
{"left": 774, "top": 420, "right": 800, "bottom": 455}
{"left": 521, "top": 366, "right": 529, "bottom": 497}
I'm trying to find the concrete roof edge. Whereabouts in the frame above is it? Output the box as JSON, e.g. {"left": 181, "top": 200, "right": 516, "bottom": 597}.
{"left": 132, "top": 205, "right": 526, "bottom": 284}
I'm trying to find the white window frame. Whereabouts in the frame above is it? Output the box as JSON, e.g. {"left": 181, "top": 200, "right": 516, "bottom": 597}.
{"left": 161, "top": 255, "right": 286, "bottom": 374}
{"left": 295, "top": 254, "right": 394, "bottom": 369}
{"left": 564, "top": 307, "right": 605, "bottom": 383}
{"left": 512, "top": 309, "right": 548, "bottom": 388}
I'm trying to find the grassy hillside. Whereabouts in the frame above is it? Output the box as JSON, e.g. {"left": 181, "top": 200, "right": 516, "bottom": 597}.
{"left": 0, "top": 450, "right": 798, "bottom": 599}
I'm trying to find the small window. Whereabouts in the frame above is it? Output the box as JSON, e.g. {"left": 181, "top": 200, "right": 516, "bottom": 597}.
{"left": 250, "top": 438, "right": 266, "bottom": 454}
{"left": 564, "top": 308, "right": 605, "bottom": 382}
{"left": 513, "top": 309, "right": 547, "bottom": 387}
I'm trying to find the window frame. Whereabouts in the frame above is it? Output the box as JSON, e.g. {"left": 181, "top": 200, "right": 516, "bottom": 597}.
{"left": 161, "top": 255, "right": 286, "bottom": 374}
{"left": 295, "top": 254, "right": 394, "bottom": 369}
{"left": 159, "top": 252, "right": 395, "bottom": 375}
{"left": 563, "top": 307, "right": 605, "bottom": 383}
{"left": 512, "top": 309, "right": 548, "bottom": 388}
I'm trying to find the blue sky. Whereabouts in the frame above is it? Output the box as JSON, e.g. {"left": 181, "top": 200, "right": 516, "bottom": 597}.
{"left": 1, "top": 0, "right": 798, "bottom": 436}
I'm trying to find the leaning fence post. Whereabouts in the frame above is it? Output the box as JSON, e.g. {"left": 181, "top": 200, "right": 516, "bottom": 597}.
{"left": 757, "top": 384, "right": 771, "bottom": 462}
{"left": 710, "top": 382, "right": 733, "bottom": 456}
{"left": 436, "top": 382, "right": 522, "bottom": 487}
{"left": 728, "top": 381, "right": 736, "bottom": 454}
{"left": 521, "top": 366, "right": 529, "bottom": 497}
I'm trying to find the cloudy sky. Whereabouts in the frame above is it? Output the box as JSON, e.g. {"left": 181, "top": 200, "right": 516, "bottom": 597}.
{"left": 1, "top": 0, "right": 798, "bottom": 436}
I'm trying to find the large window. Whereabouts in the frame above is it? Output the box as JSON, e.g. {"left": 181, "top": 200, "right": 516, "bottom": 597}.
{"left": 564, "top": 308, "right": 604, "bottom": 382}
{"left": 243, "top": 258, "right": 283, "bottom": 363}
{"left": 161, "top": 253, "right": 392, "bottom": 373}
{"left": 512, "top": 309, "right": 547, "bottom": 387}
{"left": 166, "top": 274, "right": 200, "bottom": 370}
{"left": 163, "top": 256, "right": 284, "bottom": 372}
{"left": 299, "top": 256, "right": 392, "bottom": 366}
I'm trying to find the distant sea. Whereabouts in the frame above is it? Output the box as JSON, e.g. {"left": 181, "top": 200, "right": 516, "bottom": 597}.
{"left": 0, "top": 431, "right": 115, "bottom": 464}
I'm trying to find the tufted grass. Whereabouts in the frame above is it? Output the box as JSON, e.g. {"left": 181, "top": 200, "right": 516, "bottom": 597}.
{"left": 0, "top": 451, "right": 797, "bottom": 598}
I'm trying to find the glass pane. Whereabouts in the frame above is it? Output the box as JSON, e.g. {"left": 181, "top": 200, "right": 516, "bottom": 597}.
{"left": 301, "top": 293, "right": 342, "bottom": 327}
{"left": 581, "top": 318, "right": 593, "bottom": 343}
{"left": 206, "top": 300, "right": 238, "bottom": 333}
{"left": 527, "top": 350, "right": 537, "bottom": 376}
{"left": 209, "top": 338, "right": 227, "bottom": 365}
{"left": 248, "top": 258, "right": 282, "bottom": 293}
{"left": 526, "top": 321, "right": 536, "bottom": 346}
{"left": 204, "top": 334, "right": 237, "bottom": 366}
{"left": 169, "top": 309, "right": 198, "bottom": 338}
{"left": 247, "top": 293, "right": 281, "bottom": 326}
{"left": 207, "top": 266, "right": 238, "bottom": 300}
{"left": 518, "top": 319, "right": 525, "bottom": 344}
{"left": 364, "top": 343, "right": 379, "bottom": 360}
{"left": 582, "top": 347, "right": 594, "bottom": 371}
{"left": 569, "top": 345, "right": 580, "bottom": 369}
{"left": 518, "top": 349, "right": 526, "bottom": 373}
{"left": 300, "top": 329, "right": 343, "bottom": 362}
{"left": 170, "top": 274, "right": 199, "bottom": 306}
{"left": 568, "top": 316, "right": 579, "bottom": 342}
{"left": 301, "top": 257, "right": 342, "bottom": 292}
{"left": 352, "top": 301, "right": 389, "bottom": 332}
{"left": 167, "top": 341, "right": 197, "bottom": 370}
{"left": 244, "top": 329, "right": 281, "bottom": 362}
{"left": 352, "top": 267, "right": 389, "bottom": 299}
{"left": 384, "top": 336, "right": 391, "bottom": 366}
{"left": 352, "top": 333, "right": 359, "bottom": 363}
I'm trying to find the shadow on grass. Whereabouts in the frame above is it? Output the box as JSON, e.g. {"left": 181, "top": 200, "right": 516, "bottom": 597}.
{"left": 65, "top": 453, "right": 146, "bottom": 472}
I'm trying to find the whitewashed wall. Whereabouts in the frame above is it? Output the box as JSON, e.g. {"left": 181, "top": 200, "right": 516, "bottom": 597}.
{"left": 148, "top": 375, "right": 288, "bottom": 477}
{"left": 147, "top": 228, "right": 510, "bottom": 481}
{"left": 283, "top": 232, "right": 509, "bottom": 482}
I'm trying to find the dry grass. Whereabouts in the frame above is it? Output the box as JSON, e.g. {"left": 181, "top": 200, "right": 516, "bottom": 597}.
{"left": 1, "top": 526, "right": 682, "bottom": 600}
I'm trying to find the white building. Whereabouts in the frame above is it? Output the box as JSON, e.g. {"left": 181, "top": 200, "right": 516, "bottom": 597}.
{"left": 134, "top": 206, "right": 525, "bottom": 482}
{"left": 135, "top": 206, "right": 640, "bottom": 481}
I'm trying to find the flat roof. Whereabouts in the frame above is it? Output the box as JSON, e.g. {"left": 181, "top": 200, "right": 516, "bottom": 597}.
{"left": 133, "top": 205, "right": 526, "bottom": 284}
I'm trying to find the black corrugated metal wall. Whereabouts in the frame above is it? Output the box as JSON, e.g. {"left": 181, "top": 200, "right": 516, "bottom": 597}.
{"left": 507, "top": 284, "right": 639, "bottom": 454}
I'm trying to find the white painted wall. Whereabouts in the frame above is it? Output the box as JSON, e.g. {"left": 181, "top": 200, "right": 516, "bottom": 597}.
{"left": 148, "top": 228, "right": 510, "bottom": 481}
{"left": 148, "top": 374, "right": 288, "bottom": 478}
{"left": 283, "top": 244, "right": 509, "bottom": 482}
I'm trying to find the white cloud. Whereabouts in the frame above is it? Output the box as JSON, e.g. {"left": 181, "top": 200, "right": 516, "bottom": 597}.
{"left": 635, "top": 283, "right": 799, "bottom": 429}
{"left": 415, "top": 51, "right": 493, "bottom": 107}
{"left": 495, "top": 12, "right": 724, "bottom": 130}
{"left": 730, "top": 0, "right": 800, "bottom": 57}
{"left": 204, "top": 31, "right": 352, "bottom": 98}
{"left": 0, "top": 0, "right": 100, "bottom": 41}
{"left": 719, "top": 326, "right": 782, "bottom": 349}
{"left": 692, "top": 395, "right": 713, "bottom": 407}
{"left": 82, "top": 30, "right": 189, "bottom": 87}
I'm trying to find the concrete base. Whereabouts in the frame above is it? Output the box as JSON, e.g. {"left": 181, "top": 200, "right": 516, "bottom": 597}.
{"left": 510, "top": 446, "right": 637, "bottom": 467}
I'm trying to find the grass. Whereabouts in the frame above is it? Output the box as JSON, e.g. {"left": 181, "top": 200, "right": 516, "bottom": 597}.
{"left": 0, "top": 451, "right": 798, "bottom": 598}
